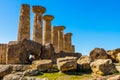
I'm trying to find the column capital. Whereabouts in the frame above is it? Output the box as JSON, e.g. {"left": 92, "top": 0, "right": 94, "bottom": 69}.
{"left": 21, "top": 4, "right": 30, "bottom": 8}
{"left": 52, "top": 26, "right": 58, "bottom": 30}
{"left": 65, "top": 33, "right": 72, "bottom": 36}
{"left": 32, "top": 6, "right": 46, "bottom": 14}
{"left": 43, "top": 15, "right": 54, "bottom": 21}
{"left": 57, "top": 26, "right": 65, "bottom": 31}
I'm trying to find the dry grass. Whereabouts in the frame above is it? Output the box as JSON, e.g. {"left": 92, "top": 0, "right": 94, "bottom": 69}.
{"left": 34, "top": 70, "right": 93, "bottom": 80}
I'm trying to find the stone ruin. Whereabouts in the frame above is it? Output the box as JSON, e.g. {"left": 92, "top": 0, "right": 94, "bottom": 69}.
{"left": 0, "top": 44, "right": 7, "bottom": 64}
{"left": 0, "top": 4, "right": 77, "bottom": 64}
{"left": 0, "top": 4, "right": 120, "bottom": 80}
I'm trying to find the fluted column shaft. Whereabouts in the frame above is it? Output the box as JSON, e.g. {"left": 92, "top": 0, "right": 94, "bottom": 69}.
{"left": 43, "top": 15, "right": 54, "bottom": 45}
{"left": 71, "top": 45, "right": 75, "bottom": 53}
{"left": 32, "top": 6, "right": 46, "bottom": 44}
{"left": 66, "top": 33, "right": 72, "bottom": 52}
{"left": 58, "top": 30, "right": 63, "bottom": 51}
{"left": 58, "top": 26, "right": 65, "bottom": 52}
{"left": 18, "top": 4, "right": 30, "bottom": 41}
{"left": 44, "top": 21, "right": 51, "bottom": 44}
{"left": 63, "top": 34, "right": 69, "bottom": 52}
{"left": 52, "top": 27, "right": 58, "bottom": 53}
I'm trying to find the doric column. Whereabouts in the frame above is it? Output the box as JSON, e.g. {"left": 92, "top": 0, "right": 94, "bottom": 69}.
{"left": 63, "top": 34, "right": 68, "bottom": 52}
{"left": 0, "top": 44, "right": 7, "bottom": 64}
{"left": 66, "top": 33, "right": 72, "bottom": 52}
{"left": 18, "top": 4, "right": 30, "bottom": 41}
{"left": 43, "top": 15, "right": 54, "bottom": 45}
{"left": 51, "top": 26, "right": 58, "bottom": 53}
{"left": 32, "top": 6, "right": 46, "bottom": 44}
{"left": 70, "top": 45, "right": 75, "bottom": 53}
{"left": 58, "top": 26, "right": 65, "bottom": 52}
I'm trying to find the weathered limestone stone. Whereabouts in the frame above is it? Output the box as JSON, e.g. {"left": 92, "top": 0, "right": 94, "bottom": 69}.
{"left": 23, "top": 68, "right": 39, "bottom": 76}
{"left": 107, "top": 48, "right": 120, "bottom": 62}
{"left": 57, "top": 57, "right": 77, "bottom": 72}
{"left": 77, "top": 56, "right": 92, "bottom": 71}
{"left": 116, "top": 53, "right": 120, "bottom": 62}
{"left": 3, "top": 72, "right": 27, "bottom": 80}
{"left": 106, "top": 75, "right": 120, "bottom": 80}
{"left": 63, "top": 33, "right": 73, "bottom": 53}
{"left": 6, "top": 39, "right": 42, "bottom": 64}
{"left": 58, "top": 26, "right": 65, "bottom": 52}
{"left": 12, "top": 65, "right": 31, "bottom": 73}
{"left": 32, "top": 60, "right": 53, "bottom": 72}
{"left": 18, "top": 4, "right": 30, "bottom": 41}
{"left": 27, "top": 77, "right": 49, "bottom": 80}
{"left": 0, "top": 44, "right": 7, "bottom": 64}
{"left": 66, "top": 33, "right": 72, "bottom": 52}
{"left": 63, "top": 34, "right": 69, "bottom": 52}
{"left": 41, "top": 43, "right": 55, "bottom": 59}
{"left": 90, "top": 59, "right": 117, "bottom": 75}
{"left": 70, "top": 45, "right": 75, "bottom": 53}
{"left": 90, "top": 75, "right": 120, "bottom": 80}
{"left": 90, "top": 48, "right": 108, "bottom": 60}
{"left": 54, "top": 52, "right": 82, "bottom": 64}
{"left": 8, "top": 41, "right": 18, "bottom": 45}
{"left": 32, "top": 6, "right": 46, "bottom": 44}
{"left": 51, "top": 26, "right": 58, "bottom": 53}
{"left": 0, "top": 65, "right": 13, "bottom": 78}
{"left": 107, "top": 50, "right": 116, "bottom": 62}
{"left": 43, "top": 15, "right": 54, "bottom": 45}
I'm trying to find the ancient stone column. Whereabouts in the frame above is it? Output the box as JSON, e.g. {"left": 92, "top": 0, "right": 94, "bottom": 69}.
{"left": 51, "top": 26, "right": 58, "bottom": 53}
{"left": 66, "top": 33, "right": 72, "bottom": 52}
{"left": 0, "top": 44, "right": 7, "bottom": 64}
{"left": 18, "top": 4, "right": 30, "bottom": 41}
{"left": 70, "top": 45, "right": 75, "bottom": 53}
{"left": 32, "top": 6, "right": 46, "bottom": 44}
{"left": 63, "top": 34, "right": 69, "bottom": 52}
{"left": 43, "top": 15, "right": 54, "bottom": 45}
{"left": 58, "top": 26, "right": 65, "bottom": 52}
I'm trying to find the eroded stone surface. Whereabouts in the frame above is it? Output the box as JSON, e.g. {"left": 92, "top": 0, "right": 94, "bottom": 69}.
{"left": 3, "top": 72, "right": 27, "bottom": 80}
{"left": 32, "top": 6, "right": 46, "bottom": 44}
{"left": 7, "top": 39, "right": 42, "bottom": 64}
{"left": 90, "top": 75, "right": 120, "bottom": 80}
{"left": 0, "top": 44, "right": 7, "bottom": 64}
{"left": 43, "top": 15, "right": 54, "bottom": 45}
{"left": 0, "top": 65, "right": 12, "bottom": 77}
{"left": 12, "top": 65, "right": 31, "bottom": 73}
{"left": 18, "top": 4, "right": 30, "bottom": 41}
{"left": 58, "top": 26, "right": 65, "bottom": 52}
{"left": 107, "top": 48, "right": 120, "bottom": 62}
{"left": 90, "top": 48, "right": 108, "bottom": 60}
{"left": 77, "top": 55, "right": 92, "bottom": 70}
{"left": 51, "top": 26, "right": 58, "bottom": 53}
{"left": 57, "top": 57, "right": 77, "bottom": 72}
{"left": 41, "top": 43, "right": 55, "bottom": 59}
{"left": 90, "top": 59, "right": 117, "bottom": 75}
{"left": 23, "top": 68, "right": 39, "bottom": 76}
{"left": 32, "top": 60, "right": 53, "bottom": 72}
{"left": 65, "top": 33, "right": 72, "bottom": 52}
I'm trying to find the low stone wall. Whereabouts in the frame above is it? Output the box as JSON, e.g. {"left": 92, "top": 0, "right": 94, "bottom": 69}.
{"left": 6, "top": 39, "right": 42, "bottom": 64}
{"left": 0, "top": 40, "right": 79, "bottom": 64}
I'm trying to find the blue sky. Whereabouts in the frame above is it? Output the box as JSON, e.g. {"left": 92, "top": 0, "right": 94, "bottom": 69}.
{"left": 0, "top": 0, "right": 120, "bottom": 55}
